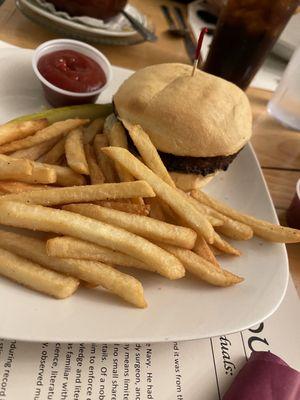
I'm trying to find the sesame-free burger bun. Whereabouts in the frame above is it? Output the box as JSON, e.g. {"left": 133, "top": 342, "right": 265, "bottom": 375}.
{"left": 114, "top": 63, "right": 252, "bottom": 158}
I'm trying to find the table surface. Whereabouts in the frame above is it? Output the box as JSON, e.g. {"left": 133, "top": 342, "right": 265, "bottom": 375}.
{"left": 0, "top": 0, "right": 299, "bottom": 295}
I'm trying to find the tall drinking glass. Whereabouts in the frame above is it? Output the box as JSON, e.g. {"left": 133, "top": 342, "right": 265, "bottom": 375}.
{"left": 203, "top": 0, "right": 299, "bottom": 90}
{"left": 268, "top": 46, "right": 300, "bottom": 131}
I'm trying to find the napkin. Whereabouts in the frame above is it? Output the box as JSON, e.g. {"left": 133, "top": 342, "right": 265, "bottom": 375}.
{"left": 223, "top": 351, "right": 300, "bottom": 400}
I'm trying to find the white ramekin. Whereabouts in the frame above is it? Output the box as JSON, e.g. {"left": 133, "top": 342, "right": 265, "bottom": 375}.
{"left": 32, "top": 39, "right": 112, "bottom": 107}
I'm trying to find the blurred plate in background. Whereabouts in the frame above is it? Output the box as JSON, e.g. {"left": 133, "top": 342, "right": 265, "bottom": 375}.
{"left": 16, "top": 0, "right": 153, "bottom": 45}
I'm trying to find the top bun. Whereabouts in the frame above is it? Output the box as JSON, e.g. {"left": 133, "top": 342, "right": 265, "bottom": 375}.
{"left": 114, "top": 63, "right": 252, "bottom": 157}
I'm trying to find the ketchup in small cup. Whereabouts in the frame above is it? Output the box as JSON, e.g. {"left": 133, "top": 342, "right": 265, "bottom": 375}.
{"left": 32, "top": 39, "right": 112, "bottom": 107}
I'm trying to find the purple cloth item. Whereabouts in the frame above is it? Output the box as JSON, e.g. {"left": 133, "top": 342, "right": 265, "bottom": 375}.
{"left": 223, "top": 351, "right": 300, "bottom": 400}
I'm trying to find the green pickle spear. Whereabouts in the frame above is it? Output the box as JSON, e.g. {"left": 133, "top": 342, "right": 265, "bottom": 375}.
{"left": 11, "top": 103, "right": 113, "bottom": 124}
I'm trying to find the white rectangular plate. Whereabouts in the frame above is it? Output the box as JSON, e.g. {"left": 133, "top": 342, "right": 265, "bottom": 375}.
{"left": 0, "top": 47, "right": 288, "bottom": 343}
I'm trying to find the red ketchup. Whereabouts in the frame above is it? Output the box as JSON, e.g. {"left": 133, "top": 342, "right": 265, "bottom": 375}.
{"left": 37, "top": 49, "right": 106, "bottom": 93}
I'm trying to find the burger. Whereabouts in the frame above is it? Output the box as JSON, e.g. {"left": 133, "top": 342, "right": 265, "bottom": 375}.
{"left": 113, "top": 63, "right": 252, "bottom": 191}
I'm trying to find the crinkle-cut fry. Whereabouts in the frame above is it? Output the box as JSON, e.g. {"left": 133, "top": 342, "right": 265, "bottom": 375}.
{"left": 0, "top": 181, "right": 155, "bottom": 206}
{"left": 83, "top": 117, "right": 104, "bottom": 144}
{"left": 192, "top": 189, "right": 300, "bottom": 243}
{"left": 122, "top": 119, "right": 175, "bottom": 187}
{"left": 0, "top": 247, "right": 79, "bottom": 299}
{"left": 0, "top": 231, "right": 144, "bottom": 307}
{"left": 9, "top": 137, "right": 59, "bottom": 161}
{"left": 0, "top": 119, "right": 88, "bottom": 153}
{"left": 213, "top": 232, "right": 241, "bottom": 256}
{"left": 65, "top": 128, "right": 89, "bottom": 175}
{"left": 158, "top": 243, "right": 243, "bottom": 287}
{"left": 63, "top": 203, "right": 197, "bottom": 249}
{"left": 93, "top": 134, "right": 117, "bottom": 183}
{"left": 102, "top": 147, "right": 214, "bottom": 244}
{"left": 0, "top": 201, "right": 185, "bottom": 280}
{"left": 0, "top": 154, "right": 33, "bottom": 179}
{"left": 0, "top": 181, "right": 52, "bottom": 194}
{"left": 84, "top": 143, "right": 105, "bottom": 184}
{"left": 191, "top": 201, "right": 253, "bottom": 240}
{"left": 96, "top": 200, "right": 150, "bottom": 216}
{"left": 0, "top": 119, "right": 48, "bottom": 145}
{"left": 46, "top": 236, "right": 151, "bottom": 271}
{"left": 39, "top": 137, "right": 66, "bottom": 164}
{"left": 193, "top": 236, "right": 221, "bottom": 269}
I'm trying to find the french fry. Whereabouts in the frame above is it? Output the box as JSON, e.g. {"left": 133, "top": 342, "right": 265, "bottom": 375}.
{"left": 46, "top": 236, "right": 151, "bottom": 271}
{"left": 0, "top": 201, "right": 185, "bottom": 280}
{"left": 84, "top": 144, "right": 105, "bottom": 184}
{"left": 0, "top": 247, "right": 79, "bottom": 299}
{"left": 65, "top": 128, "right": 89, "bottom": 175}
{"left": 185, "top": 194, "right": 224, "bottom": 227}
{"left": 0, "top": 181, "right": 155, "bottom": 206}
{"left": 39, "top": 137, "right": 66, "bottom": 164}
{"left": 63, "top": 203, "right": 197, "bottom": 249}
{"left": 213, "top": 232, "right": 241, "bottom": 256}
{"left": 0, "top": 119, "right": 88, "bottom": 153}
{"left": 105, "top": 118, "right": 145, "bottom": 206}
{"left": 158, "top": 243, "right": 243, "bottom": 287}
{"left": 0, "top": 119, "right": 48, "bottom": 145}
{"left": 0, "top": 181, "right": 52, "bottom": 194}
{"left": 93, "top": 134, "right": 117, "bottom": 183}
{"left": 9, "top": 137, "right": 59, "bottom": 161}
{"left": 78, "top": 260, "right": 147, "bottom": 308}
{"left": 0, "top": 154, "right": 33, "bottom": 180}
{"left": 123, "top": 120, "right": 175, "bottom": 187}
{"left": 193, "top": 236, "right": 221, "bottom": 269}
{"left": 149, "top": 198, "right": 166, "bottom": 221}
{"left": 83, "top": 117, "right": 104, "bottom": 144}
{"left": 0, "top": 231, "right": 145, "bottom": 307}
{"left": 191, "top": 189, "right": 300, "bottom": 243}
{"left": 107, "top": 118, "right": 135, "bottom": 183}
{"left": 191, "top": 200, "right": 253, "bottom": 240}
{"left": 43, "top": 164, "right": 86, "bottom": 186}
{"left": 159, "top": 198, "right": 222, "bottom": 234}
{"left": 102, "top": 147, "right": 214, "bottom": 243}
{"left": 97, "top": 200, "right": 150, "bottom": 216}
{"left": 216, "top": 220, "right": 253, "bottom": 241}
{"left": 21, "top": 163, "right": 57, "bottom": 184}
{"left": 210, "top": 245, "right": 222, "bottom": 256}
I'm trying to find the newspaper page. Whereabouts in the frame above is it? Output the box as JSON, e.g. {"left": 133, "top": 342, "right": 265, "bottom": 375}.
{"left": 0, "top": 279, "right": 299, "bottom": 400}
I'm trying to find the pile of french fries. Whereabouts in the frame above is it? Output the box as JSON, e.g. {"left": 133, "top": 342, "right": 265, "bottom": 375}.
{"left": 0, "top": 110, "right": 299, "bottom": 308}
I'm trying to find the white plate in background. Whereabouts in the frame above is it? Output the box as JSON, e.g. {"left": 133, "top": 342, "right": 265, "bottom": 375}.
{"left": 19, "top": 0, "right": 148, "bottom": 38}
{"left": 0, "top": 47, "right": 289, "bottom": 343}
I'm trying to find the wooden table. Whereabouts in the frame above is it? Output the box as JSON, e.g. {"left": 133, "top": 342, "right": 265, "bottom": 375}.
{"left": 0, "top": 0, "right": 299, "bottom": 294}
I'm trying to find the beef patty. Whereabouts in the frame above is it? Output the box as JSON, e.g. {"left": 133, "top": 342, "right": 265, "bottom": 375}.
{"left": 126, "top": 131, "right": 240, "bottom": 176}
{"left": 158, "top": 151, "right": 239, "bottom": 176}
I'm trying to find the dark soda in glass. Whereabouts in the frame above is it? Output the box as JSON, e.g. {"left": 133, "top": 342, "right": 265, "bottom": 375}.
{"left": 203, "top": 0, "right": 299, "bottom": 89}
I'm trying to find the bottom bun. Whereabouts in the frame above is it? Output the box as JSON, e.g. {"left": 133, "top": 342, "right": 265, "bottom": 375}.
{"left": 170, "top": 172, "right": 217, "bottom": 192}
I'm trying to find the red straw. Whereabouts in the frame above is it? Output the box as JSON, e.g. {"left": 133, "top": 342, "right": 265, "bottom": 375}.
{"left": 192, "top": 27, "right": 208, "bottom": 76}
